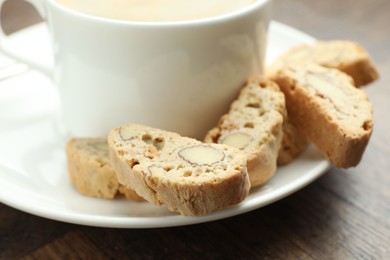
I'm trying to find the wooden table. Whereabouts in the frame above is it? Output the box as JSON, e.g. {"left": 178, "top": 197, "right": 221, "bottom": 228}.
{"left": 1, "top": 0, "right": 389, "bottom": 258}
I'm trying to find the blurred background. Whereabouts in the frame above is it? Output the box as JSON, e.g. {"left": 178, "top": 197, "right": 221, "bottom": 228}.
{"left": 1, "top": 0, "right": 389, "bottom": 258}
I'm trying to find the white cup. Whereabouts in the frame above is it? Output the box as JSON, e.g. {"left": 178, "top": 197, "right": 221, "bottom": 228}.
{"left": 0, "top": 0, "right": 272, "bottom": 139}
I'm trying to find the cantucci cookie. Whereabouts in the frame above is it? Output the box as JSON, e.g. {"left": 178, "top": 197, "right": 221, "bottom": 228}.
{"left": 267, "top": 40, "right": 379, "bottom": 87}
{"left": 204, "top": 77, "right": 286, "bottom": 187}
{"left": 66, "top": 138, "right": 142, "bottom": 201}
{"left": 272, "top": 63, "right": 373, "bottom": 168}
{"left": 108, "top": 124, "right": 250, "bottom": 216}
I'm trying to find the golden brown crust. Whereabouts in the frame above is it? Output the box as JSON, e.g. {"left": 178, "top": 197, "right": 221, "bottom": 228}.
{"left": 272, "top": 64, "right": 373, "bottom": 168}
{"left": 267, "top": 40, "right": 379, "bottom": 87}
{"left": 66, "top": 138, "right": 142, "bottom": 201}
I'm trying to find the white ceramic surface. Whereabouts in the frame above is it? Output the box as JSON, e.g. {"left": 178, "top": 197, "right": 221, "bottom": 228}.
{"left": 0, "top": 22, "right": 331, "bottom": 228}
{"left": 1, "top": 0, "right": 272, "bottom": 139}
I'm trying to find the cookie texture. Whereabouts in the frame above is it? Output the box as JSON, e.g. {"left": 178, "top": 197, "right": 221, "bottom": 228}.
{"left": 277, "top": 118, "right": 309, "bottom": 165}
{"left": 108, "top": 124, "right": 250, "bottom": 216}
{"left": 204, "top": 77, "right": 286, "bottom": 187}
{"left": 66, "top": 138, "right": 142, "bottom": 201}
{"left": 267, "top": 40, "right": 379, "bottom": 87}
{"left": 272, "top": 64, "right": 373, "bottom": 168}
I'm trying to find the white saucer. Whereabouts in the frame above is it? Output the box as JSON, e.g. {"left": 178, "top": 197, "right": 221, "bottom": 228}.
{"left": 0, "top": 21, "right": 330, "bottom": 228}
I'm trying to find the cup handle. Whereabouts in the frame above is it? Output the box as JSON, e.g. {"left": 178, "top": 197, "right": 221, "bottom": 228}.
{"left": 0, "top": 0, "right": 53, "bottom": 78}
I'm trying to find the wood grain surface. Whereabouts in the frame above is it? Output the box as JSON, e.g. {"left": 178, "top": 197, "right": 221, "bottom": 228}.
{"left": 1, "top": 0, "right": 389, "bottom": 259}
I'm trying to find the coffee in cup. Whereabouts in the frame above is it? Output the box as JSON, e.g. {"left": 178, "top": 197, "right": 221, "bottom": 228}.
{"left": 56, "top": 0, "right": 256, "bottom": 22}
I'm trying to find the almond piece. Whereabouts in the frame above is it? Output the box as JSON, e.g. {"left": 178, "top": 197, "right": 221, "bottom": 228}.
{"left": 219, "top": 132, "right": 252, "bottom": 150}
{"left": 178, "top": 145, "right": 225, "bottom": 166}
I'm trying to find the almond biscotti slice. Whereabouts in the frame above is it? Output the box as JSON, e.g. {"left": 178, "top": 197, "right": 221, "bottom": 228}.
{"left": 108, "top": 124, "right": 250, "bottom": 216}
{"left": 267, "top": 40, "right": 379, "bottom": 87}
{"left": 204, "top": 77, "right": 286, "bottom": 187}
{"left": 66, "top": 138, "right": 142, "bottom": 201}
{"left": 272, "top": 63, "right": 373, "bottom": 168}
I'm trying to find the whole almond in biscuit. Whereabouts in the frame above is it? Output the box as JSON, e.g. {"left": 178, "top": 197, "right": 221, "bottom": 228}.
{"left": 205, "top": 77, "right": 286, "bottom": 187}
{"left": 272, "top": 64, "right": 373, "bottom": 168}
{"left": 108, "top": 124, "right": 250, "bottom": 216}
